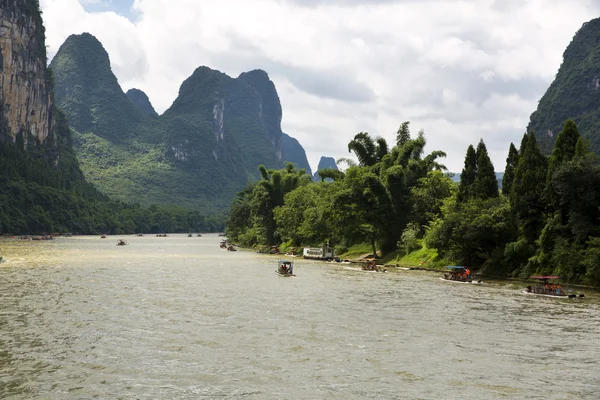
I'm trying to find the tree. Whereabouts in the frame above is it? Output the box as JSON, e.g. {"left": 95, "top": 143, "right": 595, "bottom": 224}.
{"left": 396, "top": 121, "right": 411, "bottom": 146}
{"left": 510, "top": 132, "right": 547, "bottom": 243}
{"left": 347, "top": 132, "right": 389, "bottom": 167}
{"left": 502, "top": 143, "right": 518, "bottom": 196}
{"left": 547, "top": 119, "right": 580, "bottom": 182}
{"left": 457, "top": 145, "right": 477, "bottom": 202}
{"left": 474, "top": 139, "right": 498, "bottom": 200}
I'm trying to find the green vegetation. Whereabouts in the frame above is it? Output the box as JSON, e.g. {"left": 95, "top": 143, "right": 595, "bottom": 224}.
{"left": 227, "top": 118, "right": 600, "bottom": 285}
{"left": 528, "top": 18, "right": 600, "bottom": 155}
{"left": 227, "top": 122, "right": 449, "bottom": 260}
{"left": 126, "top": 88, "right": 158, "bottom": 117}
{"left": 50, "top": 35, "right": 294, "bottom": 213}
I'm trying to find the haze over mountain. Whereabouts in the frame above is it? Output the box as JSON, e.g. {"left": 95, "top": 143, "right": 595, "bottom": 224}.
{"left": 49, "top": 33, "right": 311, "bottom": 212}
{"left": 282, "top": 133, "right": 312, "bottom": 175}
{"left": 527, "top": 18, "right": 600, "bottom": 155}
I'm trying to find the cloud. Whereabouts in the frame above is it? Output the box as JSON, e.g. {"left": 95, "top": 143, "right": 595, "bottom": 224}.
{"left": 40, "top": 0, "right": 600, "bottom": 173}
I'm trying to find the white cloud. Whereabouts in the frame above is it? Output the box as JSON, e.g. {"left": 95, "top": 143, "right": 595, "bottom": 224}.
{"left": 40, "top": 0, "right": 600, "bottom": 173}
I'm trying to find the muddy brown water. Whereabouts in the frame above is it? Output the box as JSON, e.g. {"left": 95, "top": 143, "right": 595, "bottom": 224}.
{"left": 1, "top": 234, "right": 599, "bottom": 399}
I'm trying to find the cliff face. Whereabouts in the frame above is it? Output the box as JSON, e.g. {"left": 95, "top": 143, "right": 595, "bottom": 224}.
{"left": 527, "top": 18, "right": 600, "bottom": 154}
{"left": 0, "top": 0, "right": 53, "bottom": 143}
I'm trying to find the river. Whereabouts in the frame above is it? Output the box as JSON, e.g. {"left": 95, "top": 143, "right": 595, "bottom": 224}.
{"left": 0, "top": 234, "right": 599, "bottom": 399}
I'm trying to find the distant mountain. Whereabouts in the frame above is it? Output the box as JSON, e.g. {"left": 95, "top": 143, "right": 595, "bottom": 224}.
{"left": 50, "top": 33, "right": 145, "bottom": 143}
{"left": 313, "top": 156, "right": 338, "bottom": 181}
{"left": 527, "top": 18, "right": 600, "bottom": 154}
{"left": 450, "top": 172, "right": 504, "bottom": 189}
{"left": 50, "top": 33, "right": 301, "bottom": 212}
{"left": 282, "top": 133, "right": 312, "bottom": 175}
{"left": 126, "top": 88, "right": 158, "bottom": 117}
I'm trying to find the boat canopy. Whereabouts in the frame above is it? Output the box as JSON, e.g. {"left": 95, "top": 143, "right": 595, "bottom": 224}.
{"left": 445, "top": 266, "right": 467, "bottom": 269}
{"left": 280, "top": 260, "right": 292, "bottom": 264}
{"left": 530, "top": 275, "right": 561, "bottom": 280}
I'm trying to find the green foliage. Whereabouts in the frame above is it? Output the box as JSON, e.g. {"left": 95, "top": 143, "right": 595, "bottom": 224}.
{"left": 501, "top": 143, "right": 518, "bottom": 196}
{"left": 474, "top": 140, "right": 499, "bottom": 200}
{"left": 527, "top": 18, "right": 600, "bottom": 155}
{"left": 50, "top": 35, "right": 291, "bottom": 213}
{"left": 510, "top": 132, "right": 547, "bottom": 243}
{"left": 425, "top": 196, "right": 516, "bottom": 272}
{"left": 457, "top": 145, "right": 477, "bottom": 202}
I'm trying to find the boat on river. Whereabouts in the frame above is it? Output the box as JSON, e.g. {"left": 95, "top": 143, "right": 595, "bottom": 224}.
{"left": 362, "top": 260, "right": 386, "bottom": 272}
{"left": 523, "top": 276, "right": 584, "bottom": 299}
{"left": 276, "top": 260, "right": 295, "bottom": 277}
{"left": 441, "top": 266, "right": 482, "bottom": 284}
{"left": 116, "top": 239, "right": 128, "bottom": 246}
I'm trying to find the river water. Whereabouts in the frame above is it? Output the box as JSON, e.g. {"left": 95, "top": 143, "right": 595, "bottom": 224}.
{"left": 0, "top": 234, "right": 599, "bottom": 399}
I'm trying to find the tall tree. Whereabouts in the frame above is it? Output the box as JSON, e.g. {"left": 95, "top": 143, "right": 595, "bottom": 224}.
{"left": 502, "top": 143, "right": 519, "bottom": 196}
{"left": 396, "top": 121, "right": 411, "bottom": 146}
{"left": 547, "top": 119, "right": 581, "bottom": 182}
{"left": 457, "top": 145, "right": 477, "bottom": 202}
{"left": 474, "top": 139, "right": 499, "bottom": 200}
{"left": 510, "top": 132, "right": 548, "bottom": 243}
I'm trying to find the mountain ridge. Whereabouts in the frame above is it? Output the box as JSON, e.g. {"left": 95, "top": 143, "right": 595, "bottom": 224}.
{"left": 50, "top": 33, "right": 311, "bottom": 212}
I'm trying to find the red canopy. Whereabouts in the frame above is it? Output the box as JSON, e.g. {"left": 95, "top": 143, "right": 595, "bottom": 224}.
{"left": 530, "top": 276, "right": 561, "bottom": 280}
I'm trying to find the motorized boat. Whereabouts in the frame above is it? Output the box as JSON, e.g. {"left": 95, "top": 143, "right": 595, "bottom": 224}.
{"left": 523, "top": 276, "right": 584, "bottom": 299}
{"left": 441, "top": 266, "right": 482, "bottom": 284}
{"left": 100, "top": 235, "right": 107, "bottom": 239}
{"left": 116, "top": 239, "right": 128, "bottom": 246}
{"left": 277, "top": 260, "right": 295, "bottom": 277}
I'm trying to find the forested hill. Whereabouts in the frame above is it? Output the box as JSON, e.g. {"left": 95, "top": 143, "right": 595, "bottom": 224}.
{"left": 1, "top": 1, "right": 222, "bottom": 234}
{"left": 126, "top": 89, "right": 158, "bottom": 117}
{"left": 50, "top": 33, "right": 311, "bottom": 212}
{"left": 527, "top": 18, "right": 600, "bottom": 154}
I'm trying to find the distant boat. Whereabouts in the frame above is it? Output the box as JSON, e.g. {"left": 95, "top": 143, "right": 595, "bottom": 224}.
{"left": 441, "top": 266, "right": 482, "bottom": 284}
{"left": 276, "top": 260, "right": 295, "bottom": 277}
{"left": 303, "top": 246, "right": 334, "bottom": 261}
{"left": 523, "top": 276, "right": 584, "bottom": 299}
{"left": 116, "top": 239, "right": 128, "bottom": 246}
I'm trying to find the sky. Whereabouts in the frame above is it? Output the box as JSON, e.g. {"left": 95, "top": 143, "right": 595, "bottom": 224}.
{"left": 40, "top": 0, "right": 600, "bottom": 173}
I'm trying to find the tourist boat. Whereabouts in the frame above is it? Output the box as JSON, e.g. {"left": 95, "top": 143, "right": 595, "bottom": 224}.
{"left": 136, "top": 233, "right": 143, "bottom": 237}
{"left": 441, "top": 266, "right": 482, "bottom": 284}
{"left": 523, "top": 276, "right": 584, "bottom": 299}
{"left": 362, "top": 260, "right": 386, "bottom": 272}
{"left": 303, "top": 245, "right": 335, "bottom": 261}
{"left": 116, "top": 239, "right": 128, "bottom": 246}
{"left": 227, "top": 244, "right": 236, "bottom": 252}
{"left": 276, "top": 260, "right": 295, "bottom": 277}
{"left": 220, "top": 240, "right": 227, "bottom": 249}
{"left": 100, "top": 235, "right": 106, "bottom": 239}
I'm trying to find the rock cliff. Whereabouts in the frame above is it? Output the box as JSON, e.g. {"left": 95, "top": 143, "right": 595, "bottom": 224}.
{"left": 0, "top": 0, "right": 53, "bottom": 143}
